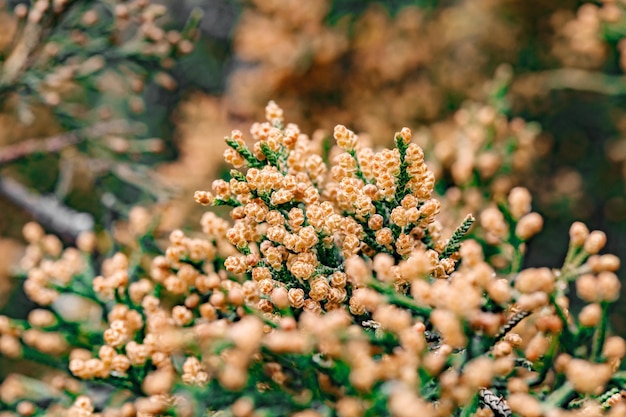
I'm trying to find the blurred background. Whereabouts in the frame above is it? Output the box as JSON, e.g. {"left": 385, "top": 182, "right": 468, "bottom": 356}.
{"left": 1, "top": 0, "right": 626, "bottom": 331}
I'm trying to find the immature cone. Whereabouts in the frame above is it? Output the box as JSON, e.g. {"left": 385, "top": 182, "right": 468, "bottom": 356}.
{"left": 508, "top": 187, "right": 532, "bottom": 220}
{"left": 565, "top": 359, "right": 612, "bottom": 394}
{"left": 584, "top": 230, "right": 607, "bottom": 254}
{"left": 515, "top": 212, "right": 543, "bottom": 240}
{"left": 569, "top": 221, "right": 589, "bottom": 246}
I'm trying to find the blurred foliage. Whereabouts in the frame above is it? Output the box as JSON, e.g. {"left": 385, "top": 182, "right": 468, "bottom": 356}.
{"left": 0, "top": 0, "right": 206, "bottom": 243}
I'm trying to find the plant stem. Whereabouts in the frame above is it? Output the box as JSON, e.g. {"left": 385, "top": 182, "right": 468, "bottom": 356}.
{"left": 592, "top": 302, "right": 609, "bottom": 361}
{"left": 550, "top": 294, "right": 575, "bottom": 344}
{"left": 368, "top": 280, "right": 431, "bottom": 318}
{"left": 460, "top": 392, "right": 479, "bottom": 417}
{"left": 545, "top": 381, "right": 575, "bottom": 409}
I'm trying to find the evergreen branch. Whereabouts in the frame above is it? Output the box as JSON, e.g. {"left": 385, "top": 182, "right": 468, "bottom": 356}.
{"left": 213, "top": 197, "right": 242, "bottom": 207}
{"left": 347, "top": 149, "right": 367, "bottom": 183}
{"left": 495, "top": 310, "right": 530, "bottom": 341}
{"left": 479, "top": 388, "right": 512, "bottom": 417}
{"left": 393, "top": 134, "right": 411, "bottom": 203}
{"left": 599, "top": 387, "right": 623, "bottom": 410}
{"left": 225, "top": 138, "right": 264, "bottom": 168}
{"left": 260, "top": 142, "right": 280, "bottom": 168}
{"left": 230, "top": 169, "right": 247, "bottom": 183}
{"left": 441, "top": 214, "right": 475, "bottom": 258}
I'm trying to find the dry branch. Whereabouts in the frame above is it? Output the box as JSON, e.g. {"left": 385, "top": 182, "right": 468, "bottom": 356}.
{"left": 0, "top": 175, "right": 94, "bottom": 238}
{"left": 0, "top": 120, "right": 144, "bottom": 165}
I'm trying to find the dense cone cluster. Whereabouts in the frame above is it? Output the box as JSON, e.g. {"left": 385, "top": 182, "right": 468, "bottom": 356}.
{"left": 0, "top": 102, "right": 625, "bottom": 417}
{"left": 195, "top": 101, "right": 460, "bottom": 308}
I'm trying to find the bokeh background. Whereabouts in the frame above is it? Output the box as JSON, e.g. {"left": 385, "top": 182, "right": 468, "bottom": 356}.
{"left": 2, "top": 0, "right": 626, "bottom": 331}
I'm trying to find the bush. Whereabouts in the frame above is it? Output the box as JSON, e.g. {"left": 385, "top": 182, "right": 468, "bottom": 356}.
{"left": 0, "top": 102, "right": 624, "bottom": 416}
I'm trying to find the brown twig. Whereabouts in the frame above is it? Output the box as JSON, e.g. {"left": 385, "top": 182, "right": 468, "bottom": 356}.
{"left": 514, "top": 68, "right": 626, "bottom": 96}
{"left": 0, "top": 20, "right": 43, "bottom": 87}
{"left": 0, "top": 120, "right": 144, "bottom": 165}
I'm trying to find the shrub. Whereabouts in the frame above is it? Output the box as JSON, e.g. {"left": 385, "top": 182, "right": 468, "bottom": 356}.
{"left": 0, "top": 102, "right": 624, "bottom": 416}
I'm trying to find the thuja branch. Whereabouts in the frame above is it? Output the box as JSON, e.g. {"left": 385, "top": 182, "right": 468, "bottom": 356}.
{"left": 494, "top": 310, "right": 530, "bottom": 341}
{"left": 225, "top": 138, "right": 264, "bottom": 168}
{"left": 441, "top": 214, "right": 475, "bottom": 258}
{"left": 348, "top": 149, "right": 367, "bottom": 183}
{"left": 368, "top": 279, "right": 431, "bottom": 318}
{"left": 393, "top": 134, "right": 411, "bottom": 202}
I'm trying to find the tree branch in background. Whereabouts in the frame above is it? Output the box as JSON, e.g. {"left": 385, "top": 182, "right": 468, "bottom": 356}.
{"left": 0, "top": 120, "right": 144, "bottom": 165}
{"left": 0, "top": 176, "right": 94, "bottom": 239}
{"left": 89, "top": 158, "right": 178, "bottom": 204}
{"left": 514, "top": 68, "right": 626, "bottom": 96}
{"left": 0, "top": 19, "right": 44, "bottom": 87}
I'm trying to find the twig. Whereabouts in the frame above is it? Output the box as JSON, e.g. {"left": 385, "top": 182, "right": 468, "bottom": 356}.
{"left": 495, "top": 310, "right": 530, "bottom": 341}
{"left": 592, "top": 302, "right": 609, "bottom": 361}
{"left": 0, "top": 0, "right": 78, "bottom": 89}
{"left": 0, "top": 20, "right": 43, "bottom": 87}
{"left": 368, "top": 279, "right": 432, "bottom": 318}
{"left": 441, "top": 214, "right": 475, "bottom": 258}
{"left": 479, "top": 388, "right": 512, "bottom": 417}
{"left": 90, "top": 158, "right": 177, "bottom": 203}
{"left": 0, "top": 175, "right": 94, "bottom": 239}
{"left": 545, "top": 381, "right": 575, "bottom": 408}
{"left": 514, "top": 69, "right": 626, "bottom": 96}
{"left": 0, "top": 120, "right": 144, "bottom": 165}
